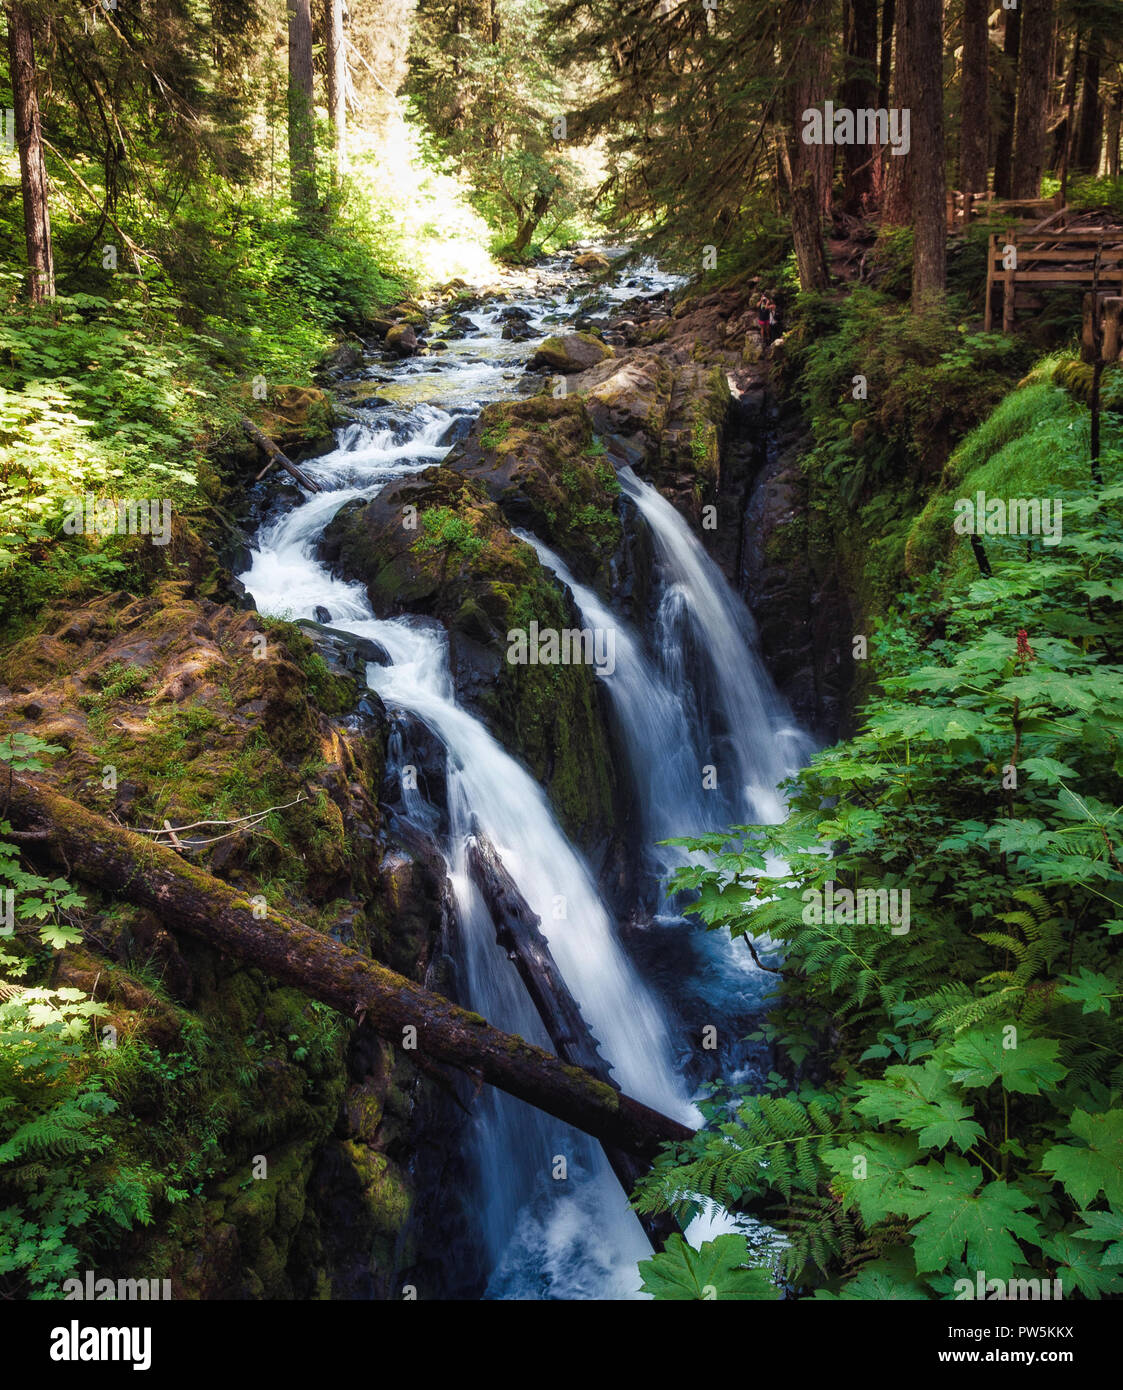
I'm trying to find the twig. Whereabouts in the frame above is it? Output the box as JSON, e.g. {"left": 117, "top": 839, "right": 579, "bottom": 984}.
{"left": 135, "top": 794, "right": 308, "bottom": 837}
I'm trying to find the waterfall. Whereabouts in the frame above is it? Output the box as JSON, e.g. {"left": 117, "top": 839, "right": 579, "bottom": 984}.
{"left": 617, "top": 466, "right": 812, "bottom": 825}
{"left": 237, "top": 254, "right": 807, "bottom": 1299}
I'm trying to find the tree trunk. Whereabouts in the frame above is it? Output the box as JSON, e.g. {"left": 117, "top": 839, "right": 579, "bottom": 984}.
{"left": 900, "top": 0, "right": 946, "bottom": 303}
{"left": 1073, "top": 42, "right": 1102, "bottom": 174}
{"left": 843, "top": 0, "right": 880, "bottom": 211}
{"left": 466, "top": 832, "right": 678, "bottom": 1242}
{"left": 958, "top": 0, "right": 990, "bottom": 195}
{"left": 503, "top": 186, "right": 551, "bottom": 258}
{"left": 239, "top": 416, "right": 323, "bottom": 492}
{"left": 287, "top": 0, "right": 317, "bottom": 219}
{"left": 1052, "top": 32, "right": 1081, "bottom": 169}
{"left": 6, "top": 777, "right": 694, "bottom": 1165}
{"left": 1011, "top": 0, "right": 1056, "bottom": 197}
{"left": 1105, "top": 85, "right": 1122, "bottom": 179}
{"left": 788, "top": 169, "right": 831, "bottom": 291}
{"left": 993, "top": 3, "right": 1021, "bottom": 197}
{"left": 6, "top": 2, "right": 54, "bottom": 303}
{"left": 324, "top": 0, "right": 346, "bottom": 184}
{"left": 780, "top": 1, "right": 830, "bottom": 290}
{"left": 878, "top": 0, "right": 896, "bottom": 110}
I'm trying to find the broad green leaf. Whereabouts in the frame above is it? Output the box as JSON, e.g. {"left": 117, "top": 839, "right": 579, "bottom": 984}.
{"left": 637, "top": 1234, "right": 780, "bottom": 1301}
{"left": 1042, "top": 1110, "right": 1123, "bottom": 1208}
{"left": 946, "top": 1032, "right": 1067, "bottom": 1094}
{"left": 896, "top": 1155, "right": 1040, "bottom": 1279}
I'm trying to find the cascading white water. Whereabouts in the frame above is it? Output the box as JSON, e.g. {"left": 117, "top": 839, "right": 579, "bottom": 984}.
{"left": 514, "top": 533, "right": 725, "bottom": 865}
{"left": 237, "top": 254, "right": 806, "bottom": 1299}
{"left": 617, "top": 467, "right": 812, "bottom": 825}
{"left": 237, "top": 341, "right": 696, "bottom": 1297}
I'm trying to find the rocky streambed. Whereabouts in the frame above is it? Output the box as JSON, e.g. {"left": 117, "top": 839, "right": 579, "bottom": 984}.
{"left": 0, "top": 247, "right": 850, "bottom": 1299}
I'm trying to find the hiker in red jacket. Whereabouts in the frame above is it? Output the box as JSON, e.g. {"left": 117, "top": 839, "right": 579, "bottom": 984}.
{"left": 757, "top": 293, "right": 776, "bottom": 348}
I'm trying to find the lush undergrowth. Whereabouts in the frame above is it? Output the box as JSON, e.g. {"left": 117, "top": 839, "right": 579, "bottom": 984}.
{"left": 0, "top": 185, "right": 415, "bottom": 631}
{"left": 637, "top": 378, "right": 1123, "bottom": 1300}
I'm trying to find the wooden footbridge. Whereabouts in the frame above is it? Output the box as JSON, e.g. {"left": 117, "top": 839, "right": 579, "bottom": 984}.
{"left": 984, "top": 225, "right": 1123, "bottom": 334}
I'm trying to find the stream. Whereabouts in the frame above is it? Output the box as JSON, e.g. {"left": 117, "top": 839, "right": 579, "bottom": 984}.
{"left": 238, "top": 252, "right": 810, "bottom": 1299}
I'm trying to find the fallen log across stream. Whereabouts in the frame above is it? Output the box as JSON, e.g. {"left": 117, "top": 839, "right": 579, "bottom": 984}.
{"left": 466, "top": 829, "right": 680, "bottom": 1245}
{"left": 239, "top": 416, "right": 323, "bottom": 493}
{"left": 7, "top": 778, "right": 694, "bottom": 1178}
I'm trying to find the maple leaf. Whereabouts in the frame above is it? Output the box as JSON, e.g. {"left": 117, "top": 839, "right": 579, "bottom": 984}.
{"left": 637, "top": 1234, "right": 780, "bottom": 1301}
{"left": 1058, "top": 967, "right": 1117, "bottom": 1016}
{"left": 854, "top": 1062, "right": 984, "bottom": 1152}
{"left": 823, "top": 1133, "right": 921, "bottom": 1227}
{"left": 1041, "top": 1233, "right": 1123, "bottom": 1298}
{"left": 896, "top": 1155, "right": 1039, "bottom": 1279}
{"left": 1072, "top": 1209, "right": 1123, "bottom": 1265}
{"left": 946, "top": 1032, "right": 1067, "bottom": 1094}
{"left": 1042, "top": 1110, "right": 1123, "bottom": 1208}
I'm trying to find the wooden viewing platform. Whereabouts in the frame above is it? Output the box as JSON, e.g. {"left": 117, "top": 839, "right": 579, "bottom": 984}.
{"left": 984, "top": 227, "right": 1123, "bottom": 334}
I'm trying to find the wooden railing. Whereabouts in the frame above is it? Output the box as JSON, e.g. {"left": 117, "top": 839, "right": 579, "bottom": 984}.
{"left": 947, "top": 189, "right": 1064, "bottom": 229}
{"left": 984, "top": 230, "right": 1123, "bottom": 333}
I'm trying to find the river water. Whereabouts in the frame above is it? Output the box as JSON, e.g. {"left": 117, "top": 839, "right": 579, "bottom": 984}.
{"left": 238, "top": 253, "right": 808, "bottom": 1299}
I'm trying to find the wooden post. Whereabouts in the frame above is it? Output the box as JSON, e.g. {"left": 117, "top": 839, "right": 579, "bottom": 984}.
{"left": 1104, "top": 297, "right": 1123, "bottom": 363}
{"left": 1081, "top": 292, "right": 1099, "bottom": 364}
{"left": 985, "top": 234, "right": 996, "bottom": 332}
{"left": 1002, "top": 234, "right": 1017, "bottom": 334}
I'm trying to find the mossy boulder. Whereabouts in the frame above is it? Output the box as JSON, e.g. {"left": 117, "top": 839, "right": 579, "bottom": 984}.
{"left": 573, "top": 252, "right": 611, "bottom": 273}
{"left": 443, "top": 394, "right": 623, "bottom": 586}
{"left": 319, "top": 468, "right": 618, "bottom": 848}
{"left": 386, "top": 323, "right": 419, "bottom": 357}
{"left": 574, "top": 352, "right": 731, "bottom": 518}
{"left": 527, "top": 332, "right": 614, "bottom": 374}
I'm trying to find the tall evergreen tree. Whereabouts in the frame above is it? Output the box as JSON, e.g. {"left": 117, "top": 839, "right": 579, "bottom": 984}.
{"left": 5, "top": 0, "right": 53, "bottom": 302}
{"left": 958, "top": 0, "right": 990, "bottom": 195}
{"left": 288, "top": 0, "right": 318, "bottom": 219}
{"left": 1012, "top": 0, "right": 1056, "bottom": 197}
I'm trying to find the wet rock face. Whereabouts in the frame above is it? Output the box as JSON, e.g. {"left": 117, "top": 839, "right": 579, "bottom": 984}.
{"left": 526, "top": 331, "right": 614, "bottom": 374}
{"left": 741, "top": 422, "right": 853, "bottom": 742}
{"left": 317, "top": 467, "right": 620, "bottom": 852}
{"left": 442, "top": 393, "right": 622, "bottom": 588}
{"left": 572, "top": 351, "right": 729, "bottom": 524}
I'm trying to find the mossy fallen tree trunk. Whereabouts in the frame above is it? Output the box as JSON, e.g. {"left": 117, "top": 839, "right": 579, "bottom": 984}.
{"left": 239, "top": 416, "right": 322, "bottom": 493}
{"left": 8, "top": 778, "right": 694, "bottom": 1168}
{"left": 467, "top": 829, "right": 679, "bottom": 1244}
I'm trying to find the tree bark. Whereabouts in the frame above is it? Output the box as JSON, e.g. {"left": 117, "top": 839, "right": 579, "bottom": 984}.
{"left": 958, "top": 0, "right": 990, "bottom": 195}
{"left": 993, "top": 3, "right": 1021, "bottom": 197}
{"left": 6, "top": 1, "right": 54, "bottom": 303}
{"left": 1073, "top": 41, "right": 1102, "bottom": 174}
{"left": 502, "top": 186, "right": 551, "bottom": 258}
{"left": 287, "top": 0, "right": 317, "bottom": 219}
{"left": 1105, "top": 85, "right": 1122, "bottom": 179}
{"left": 878, "top": 0, "right": 896, "bottom": 111}
{"left": 843, "top": 0, "right": 880, "bottom": 211}
{"left": 780, "top": 1, "right": 830, "bottom": 290}
{"left": 900, "top": 0, "right": 946, "bottom": 303}
{"left": 466, "top": 831, "right": 679, "bottom": 1241}
{"left": 6, "top": 777, "right": 693, "bottom": 1164}
{"left": 1011, "top": 0, "right": 1056, "bottom": 198}
{"left": 324, "top": 0, "right": 347, "bottom": 184}
{"left": 1052, "top": 31, "right": 1081, "bottom": 170}
{"left": 467, "top": 833, "right": 608, "bottom": 1080}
